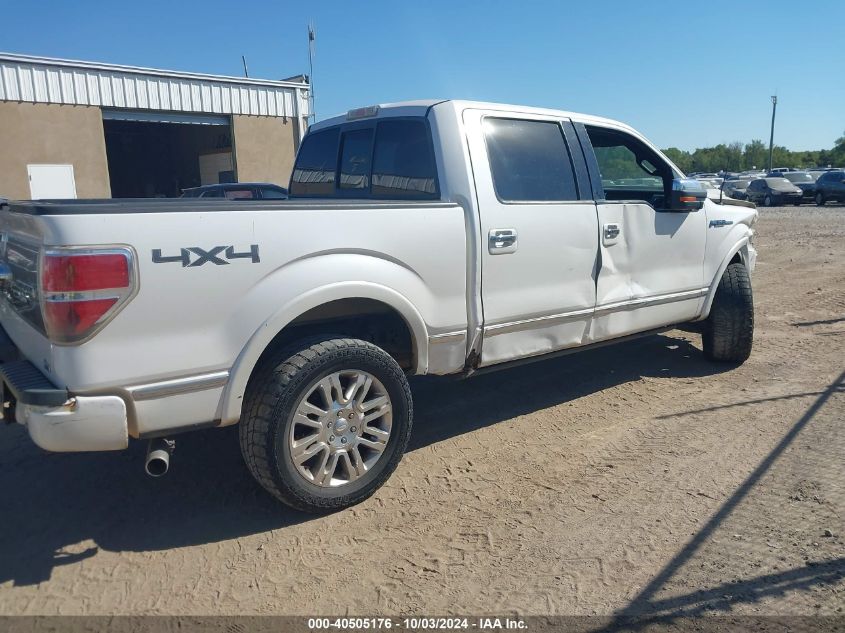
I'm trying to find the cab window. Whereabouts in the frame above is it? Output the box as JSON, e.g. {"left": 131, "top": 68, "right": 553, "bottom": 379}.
{"left": 338, "top": 129, "right": 374, "bottom": 191}
{"left": 483, "top": 118, "right": 578, "bottom": 202}
{"left": 289, "top": 117, "right": 440, "bottom": 199}
{"left": 290, "top": 128, "right": 340, "bottom": 196}
{"left": 372, "top": 119, "right": 438, "bottom": 199}
{"left": 586, "top": 126, "right": 676, "bottom": 208}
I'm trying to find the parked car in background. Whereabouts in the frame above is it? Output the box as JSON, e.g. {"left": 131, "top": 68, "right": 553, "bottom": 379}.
{"left": 689, "top": 172, "right": 719, "bottom": 179}
{"left": 745, "top": 177, "right": 803, "bottom": 206}
{"left": 181, "top": 183, "right": 289, "bottom": 199}
{"left": 767, "top": 171, "right": 818, "bottom": 203}
{"left": 769, "top": 167, "right": 798, "bottom": 174}
{"left": 814, "top": 170, "right": 845, "bottom": 205}
{"left": 809, "top": 167, "right": 840, "bottom": 181}
{"left": 723, "top": 179, "right": 752, "bottom": 200}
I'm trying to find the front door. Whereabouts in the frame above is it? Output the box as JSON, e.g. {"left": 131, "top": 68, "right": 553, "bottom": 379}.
{"left": 577, "top": 124, "right": 708, "bottom": 341}
{"left": 464, "top": 110, "right": 599, "bottom": 366}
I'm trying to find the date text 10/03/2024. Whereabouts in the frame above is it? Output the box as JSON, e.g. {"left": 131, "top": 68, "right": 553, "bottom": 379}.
{"left": 307, "top": 617, "right": 528, "bottom": 630}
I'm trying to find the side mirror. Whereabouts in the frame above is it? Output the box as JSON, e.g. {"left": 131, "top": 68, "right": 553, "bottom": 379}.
{"left": 669, "top": 178, "right": 706, "bottom": 211}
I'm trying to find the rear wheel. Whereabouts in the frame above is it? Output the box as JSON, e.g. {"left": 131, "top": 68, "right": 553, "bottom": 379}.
{"left": 702, "top": 262, "right": 754, "bottom": 363}
{"left": 239, "top": 337, "right": 413, "bottom": 513}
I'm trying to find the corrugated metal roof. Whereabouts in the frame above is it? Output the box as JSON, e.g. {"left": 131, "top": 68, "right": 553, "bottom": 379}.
{"left": 0, "top": 53, "right": 310, "bottom": 118}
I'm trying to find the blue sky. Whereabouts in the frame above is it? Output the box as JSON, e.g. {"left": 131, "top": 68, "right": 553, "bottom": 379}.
{"left": 2, "top": 0, "right": 843, "bottom": 151}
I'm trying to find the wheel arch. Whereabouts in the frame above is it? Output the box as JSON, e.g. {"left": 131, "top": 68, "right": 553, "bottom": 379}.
{"left": 699, "top": 237, "right": 751, "bottom": 320}
{"left": 220, "top": 282, "right": 429, "bottom": 425}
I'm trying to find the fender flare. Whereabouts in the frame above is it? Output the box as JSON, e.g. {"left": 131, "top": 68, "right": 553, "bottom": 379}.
{"left": 218, "top": 281, "right": 429, "bottom": 425}
{"left": 698, "top": 237, "right": 751, "bottom": 320}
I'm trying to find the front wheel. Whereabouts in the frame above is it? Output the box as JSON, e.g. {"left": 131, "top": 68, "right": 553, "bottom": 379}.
{"left": 239, "top": 337, "right": 413, "bottom": 512}
{"left": 702, "top": 262, "right": 754, "bottom": 363}
{"left": 764, "top": 195, "right": 773, "bottom": 207}
{"left": 815, "top": 192, "right": 825, "bottom": 206}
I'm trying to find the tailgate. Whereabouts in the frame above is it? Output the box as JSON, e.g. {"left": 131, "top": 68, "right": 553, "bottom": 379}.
{"left": 0, "top": 205, "right": 53, "bottom": 378}
{"left": 0, "top": 206, "right": 54, "bottom": 374}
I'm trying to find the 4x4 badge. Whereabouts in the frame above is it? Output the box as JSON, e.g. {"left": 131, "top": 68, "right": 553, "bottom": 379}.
{"left": 152, "top": 245, "right": 260, "bottom": 267}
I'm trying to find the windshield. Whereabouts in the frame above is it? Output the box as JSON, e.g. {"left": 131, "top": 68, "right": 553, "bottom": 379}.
{"left": 729, "top": 180, "right": 751, "bottom": 188}
{"left": 783, "top": 172, "right": 816, "bottom": 183}
{"left": 765, "top": 178, "right": 796, "bottom": 190}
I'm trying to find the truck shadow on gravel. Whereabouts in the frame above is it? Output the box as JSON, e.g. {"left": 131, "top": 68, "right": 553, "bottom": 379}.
{"left": 0, "top": 332, "right": 730, "bottom": 586}
{"left": 597, "top": 368, "right": 845, "bottom": 629}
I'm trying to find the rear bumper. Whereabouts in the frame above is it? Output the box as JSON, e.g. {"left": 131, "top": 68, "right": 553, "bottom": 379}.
{"left": 0, "top": 326, "right": 128, "bottom": 452}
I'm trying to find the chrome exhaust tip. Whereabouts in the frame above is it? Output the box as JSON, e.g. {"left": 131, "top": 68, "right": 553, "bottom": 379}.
{"left": 144, "top": 438, "right": 175, "bottom": 477}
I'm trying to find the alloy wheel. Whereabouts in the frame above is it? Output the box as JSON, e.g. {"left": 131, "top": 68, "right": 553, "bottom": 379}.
{"left": 288, "top": 370, "right": 393, "bottom": 487}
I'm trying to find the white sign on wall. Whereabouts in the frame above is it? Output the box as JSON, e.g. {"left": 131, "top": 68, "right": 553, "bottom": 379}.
{"left": 27, "top": 164, "right": 77, "bottom": 200}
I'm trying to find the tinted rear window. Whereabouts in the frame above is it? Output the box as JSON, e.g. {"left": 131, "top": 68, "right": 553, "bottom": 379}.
{"left": 290, "top": 118, "right": 439, "bottom": 199}
{"left": 290, "top": 128, "right": 339, "bottom": 196}
{"left": 372, "top": 119, "right": 438, "bottom": 199}
{"left": 484, "top": 118, "right": 578, "bottom": 202}
{"left": 339, "top": 128, "right": 374, "bottom": 190}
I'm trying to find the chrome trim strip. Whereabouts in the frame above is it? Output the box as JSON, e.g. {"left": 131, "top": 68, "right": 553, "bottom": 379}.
{"left": 483, "top": 288, "right": 709, "bottom": 337}
{"left": 428, "top": 331, "right": 467, "bottom": 344}
{"left": 485, "top": 307, "right": 594, "bottom": 336}
{"left": 128, "top": 371, "right": 230, "bottom": 402}
{"left": 594, "top": 287, "right": 709, "bottom": 314}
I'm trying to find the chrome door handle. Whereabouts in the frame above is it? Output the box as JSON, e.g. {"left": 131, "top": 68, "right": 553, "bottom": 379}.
{"left": 603, "top": 223, "right": 621, "bottom": 245}
{"left": 603, "top": 223, "right": 620, "bottom": 239}
{"left": 488, "top": 228, "right": 518, "bottom": 254}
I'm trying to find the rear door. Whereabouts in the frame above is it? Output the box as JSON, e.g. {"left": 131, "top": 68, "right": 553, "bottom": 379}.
{"left": 464, "top": 109, "right": 599, "bottom": 366}
{"left": 576, "top": 123, "right": 707, "bottom": 341}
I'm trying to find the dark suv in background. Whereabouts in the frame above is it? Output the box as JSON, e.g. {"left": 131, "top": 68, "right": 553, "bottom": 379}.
{"left": 745, "top": 177, "right": 803, "bottom": 206}
{"left": 766, "top": 171, "right": 818, "bottom": 203}
{"left": 814, "top": 170, "right": 845, "bottom": 205}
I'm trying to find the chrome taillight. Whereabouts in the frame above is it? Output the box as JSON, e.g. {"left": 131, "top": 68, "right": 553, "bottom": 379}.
{"left": 40, "top": 247, "right": 136, "bottom": 344}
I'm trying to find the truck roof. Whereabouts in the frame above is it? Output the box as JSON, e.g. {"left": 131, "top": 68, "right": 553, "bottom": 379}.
{"left": 309, "top": 99, "right": 637, "bottom": 136}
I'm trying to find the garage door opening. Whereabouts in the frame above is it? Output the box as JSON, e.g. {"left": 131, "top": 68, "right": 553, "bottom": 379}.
{"left": 103, "top": 111, "right": 235, "bottom": 198}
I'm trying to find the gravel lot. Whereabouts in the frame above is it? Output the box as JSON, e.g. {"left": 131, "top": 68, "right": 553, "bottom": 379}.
{"left": 1, "top": 204, "right": 843, "bottom": 617}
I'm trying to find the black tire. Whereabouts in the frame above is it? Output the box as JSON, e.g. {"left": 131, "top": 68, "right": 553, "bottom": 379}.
{"left": 239, "top": 337, "right": 413, "bottom": 513}
{"left": 815, "top": 192, "right": 825, "bottom": 206}
{"left": 764, "top": 195, "right": 773, "bottom": 207}
{"left": 702, "top": 262, "right": 754, "bottom": 363}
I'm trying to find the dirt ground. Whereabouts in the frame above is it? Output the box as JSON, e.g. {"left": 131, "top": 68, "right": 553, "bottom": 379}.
{"left": 1, "top": 205, "right": 843, "bottom": 618}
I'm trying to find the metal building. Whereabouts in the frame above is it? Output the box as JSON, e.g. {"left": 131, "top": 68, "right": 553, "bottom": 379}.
{"left": 0, "top": 53, "right": 310, "bottom": 199}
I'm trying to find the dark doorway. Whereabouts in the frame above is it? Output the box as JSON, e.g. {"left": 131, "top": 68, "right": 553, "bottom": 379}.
{"left": 103, "top": 116, "right": 233, "bottom": 198}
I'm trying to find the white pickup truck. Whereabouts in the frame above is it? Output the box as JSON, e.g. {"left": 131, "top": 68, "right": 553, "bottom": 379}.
{"left": 0, "top": 100, "right": 757, "bottom": 512}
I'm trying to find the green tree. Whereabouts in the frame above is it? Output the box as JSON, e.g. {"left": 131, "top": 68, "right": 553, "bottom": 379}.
{"left": 660, "top": 132, "right": 844, "bottom": 174}
{"left": 743, "top": 140, "right": 767, "bottom": 171}
{"left": 830, "top": 130, "right": 845, "bottom": 166}
{"left": 662, "top": 147, "right": 692, "bottom": 173}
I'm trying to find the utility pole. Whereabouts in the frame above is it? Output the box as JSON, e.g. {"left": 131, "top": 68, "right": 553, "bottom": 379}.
{"left": 768, "top": 95, "right": 778, "bottom": 172}
{"left": 308, "top": 22, "right": 316, "bottom": 122}
{"left": 241, "top": 55, "right": 249, "bottom": 78}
